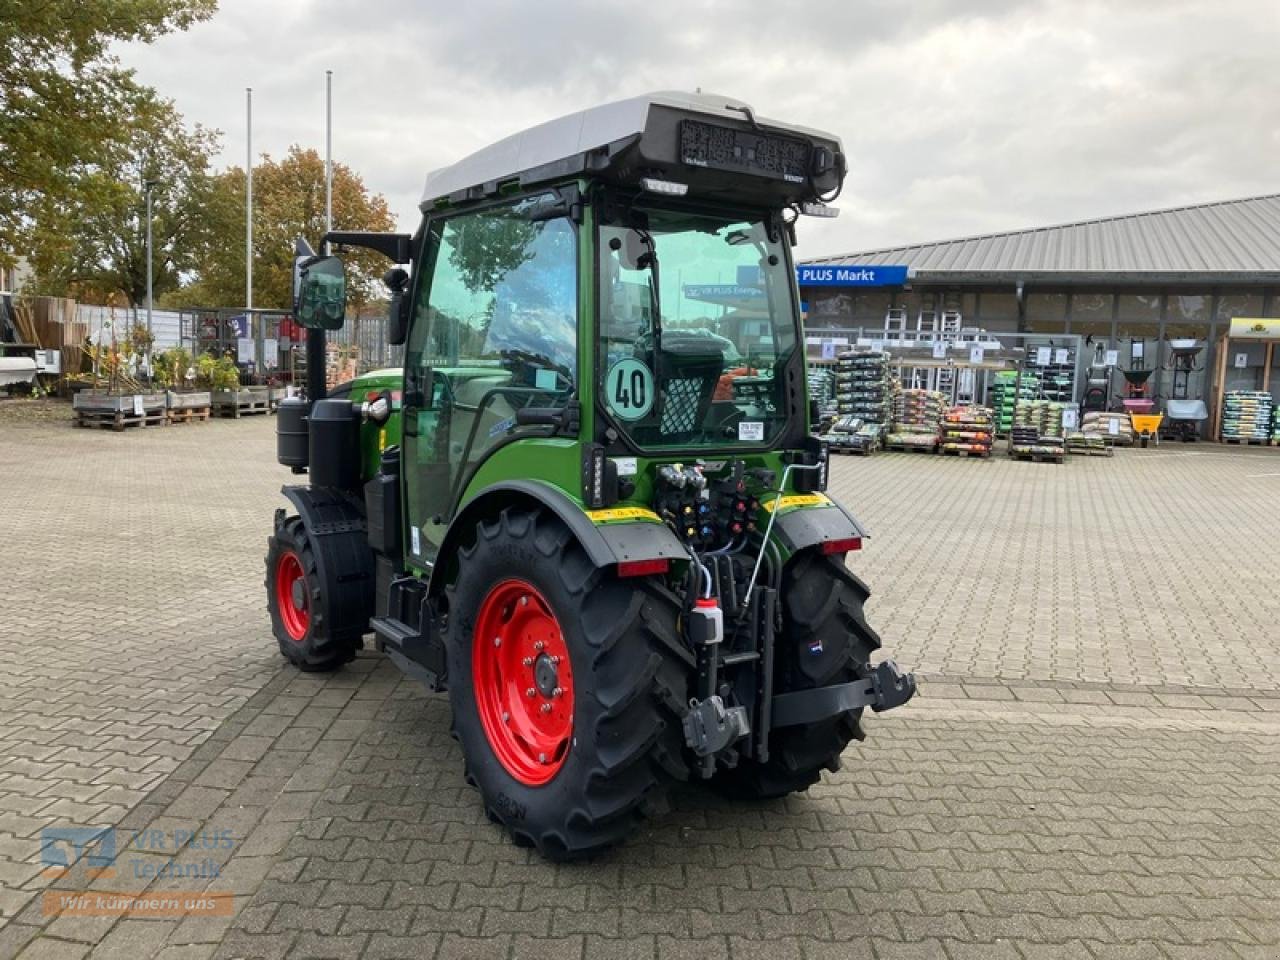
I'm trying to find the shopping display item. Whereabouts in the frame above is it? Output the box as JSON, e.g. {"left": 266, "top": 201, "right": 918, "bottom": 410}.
{"left": 1273, "top": 404, "right": 1280, "bottom": 444}
{"left": 808, "top": 366, "right": 836, "bottom": 423}
{"left": 1221, "top": 391, "right": 1274, "bottom": 444}
{"left": 1081, "top": 410, "right": 1134, "bottom": 446}
{"left": 1009, "top": 399, "right": 1066, "bottom": 463}
{"left": 1065, "top": 432, "right": 1112, "bottom": 456}
{"left": 990, "top": 370, "right": 1039, "bottom": 435}
{"left": 939, "top": 404, "right": 994, "bottom": 458}
{"left": 825, "top": 415, "right": 882, "bottom": 455}
{"left": 886, "top": 388, "right": 945, "bottom": 451}
{"left": 833, "top": 350, "right": 893, "bottom": 434}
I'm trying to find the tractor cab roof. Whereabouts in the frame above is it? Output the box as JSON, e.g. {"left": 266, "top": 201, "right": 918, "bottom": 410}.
{"left": 420, "top": 91, "right": 845, "bottom": 213}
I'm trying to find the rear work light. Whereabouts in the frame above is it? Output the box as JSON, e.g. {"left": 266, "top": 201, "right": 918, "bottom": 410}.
{"left": 617, "top": 558, "right": 671, "bottom": 578}
{"left": 640, "top": 177, "right": 689, "bottom": 196}
{"left": 820, "top": 537, "right": 862, "bottom": 555}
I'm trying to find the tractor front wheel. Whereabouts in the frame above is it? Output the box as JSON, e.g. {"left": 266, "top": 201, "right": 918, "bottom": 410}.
{"left": 446, "top": 507, "right": 689, "bottom": 860}
{"left": 265, "top": 516, "right": 361, "bottom": 672}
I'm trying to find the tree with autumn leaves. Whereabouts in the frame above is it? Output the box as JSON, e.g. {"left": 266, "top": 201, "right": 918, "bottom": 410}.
{"left": 169, "top": 147, "right": 396, "bottom": 313}
{"left": 5, "top": 0, "right": 395, "bottom": 315}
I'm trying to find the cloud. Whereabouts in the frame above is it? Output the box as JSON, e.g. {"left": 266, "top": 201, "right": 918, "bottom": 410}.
{"left": 116, "top": 0, "right": 1280, "bottom": 259}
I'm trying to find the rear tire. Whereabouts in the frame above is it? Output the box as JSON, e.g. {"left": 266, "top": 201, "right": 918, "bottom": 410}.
{"left": 446, "top": 506, "right": 690, "bottom": 860}
{"left": 265, "top": 516, "right": 361, "bottom": 672}
{"left": 719, "top": 550, "right": 881, "bottom": 799}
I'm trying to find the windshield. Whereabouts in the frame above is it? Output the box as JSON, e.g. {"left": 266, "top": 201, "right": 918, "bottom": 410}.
{"left": 598, "top": 205, "right": 798, "bottom": 449}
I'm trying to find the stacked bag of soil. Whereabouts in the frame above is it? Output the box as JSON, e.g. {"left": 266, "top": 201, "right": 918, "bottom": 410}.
{"left": 886, "top": 388, "right": 945, "bottom": 449}
{"left": 824, "top": 415, "right": 882, "bottom": 454}
{"left": 1010, "top": 399, "right": 1066, "bottom": 459}
{"left": 939, "top": 405, "right": 994, "bottom": 456}
{"left": 990, "top": 370, "right": 1040, "bottom": 435}
{"left": 833, "top": 351, "right": 893, "bottom": 434}
{"left": 1221, "top": 391, "right": 1274, "bottom": 442}
{"left": 1081, "top": 410, "right": 1134, "bottom": 445}
{"left": 1274, "top": 404, "right": 1280, "bottom": 444}
{"left": 808, "top": 367, "right": 836, "bottom": 422}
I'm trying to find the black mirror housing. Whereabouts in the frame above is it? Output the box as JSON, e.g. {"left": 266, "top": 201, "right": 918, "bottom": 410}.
{"left": 384, "top": 267, "right": 410, "bottom": 346}
{"left": 295, "top": 255, "right": 346, "bottom": 330}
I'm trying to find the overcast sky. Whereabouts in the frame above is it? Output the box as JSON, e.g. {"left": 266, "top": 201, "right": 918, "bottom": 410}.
{"left": 116, "top": 0, "right": 1280, "bottom": 260}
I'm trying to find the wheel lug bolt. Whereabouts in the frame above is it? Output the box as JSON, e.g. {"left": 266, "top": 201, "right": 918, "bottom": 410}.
{"left": 549, "top": 656, "right": 561, "bottom": 664}
{"left": 533, "top": 641, "right": 544, "bottom": 652}
{"left": 540, "top": 703, "right": 552, "bottom": 714}
{"left": 522, "top": 656, "right": 534, "bottom": 667}
{"left": 526, "top": 688, "right": 536, "bottom": 698}
{"left": 493, "top": 636, "right": 501, "bottom": 648}
{"left": 521, "top": 597, "right": 529, "bottom": 606}
{"left": 538, "top": 752, "right": 547, "bottom": 763}
{"left": 552, "top": 687, "right": 563, "bottom": 698}
{"left": 502, "top": 712, "right": 510, "bottom": 723}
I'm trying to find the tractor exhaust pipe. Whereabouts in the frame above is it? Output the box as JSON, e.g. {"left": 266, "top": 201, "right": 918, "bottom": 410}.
{"left": 306, "top": 327, "right": 326, "bottom": 406}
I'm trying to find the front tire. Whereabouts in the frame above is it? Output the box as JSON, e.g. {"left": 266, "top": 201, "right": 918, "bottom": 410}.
{"left": 446, "top": 507, "right": 690, "bottom": 860}
{"left": 719, "top": 550, "right": 881, "bottom": 799}
{"left": 265, "top": 515, "right": 361, "bottom": 672}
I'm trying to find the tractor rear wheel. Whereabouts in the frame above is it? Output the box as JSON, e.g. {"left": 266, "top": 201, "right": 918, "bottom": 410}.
{"left": 265, "top": 516, "right": 361, "bottom": 672}
{"left": 446, "top": 506, "right": 689, "bottom": 860}
{"left": 721, "top": 550, "right": 881, "bottom": 799}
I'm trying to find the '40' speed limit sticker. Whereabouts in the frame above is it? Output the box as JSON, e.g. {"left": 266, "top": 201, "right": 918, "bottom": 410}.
{"left": 605, "top": 358, "right": 655, "bottom": 421}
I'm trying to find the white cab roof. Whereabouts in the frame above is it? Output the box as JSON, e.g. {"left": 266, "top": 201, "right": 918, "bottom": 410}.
{"left": 420, "top": 90, "right": 836, "bottom": 208}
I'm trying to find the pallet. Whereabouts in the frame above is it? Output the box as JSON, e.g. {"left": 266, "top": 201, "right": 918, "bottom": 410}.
{"left": 1220, "top": 437, "right": 1271, "bottom": 446}
{"left": 213, "top": 398, "right": 270, "bottom": 418}
{"left": 75, "top": 409, "right": 167, "bottom": 431}
{"left": 884, "top": 443, "right": 937, "bottom": 455}
{"left": 1008, "top": 449, "right": 1065, "bottom": 464}
{"left": 831, "top": 445, "right": 876, "bottom": 456}
{"left": 1066, "top": 446, "right": 1113, "bottom": 457}
{"left": 167, "top": 406, "right": 211, "bottom": 424}
{"left": 939, "top": 448, "right": 991, "bottom": 459}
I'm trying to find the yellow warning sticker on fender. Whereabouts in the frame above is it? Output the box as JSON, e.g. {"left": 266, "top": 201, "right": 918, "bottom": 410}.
{"left": 762, "top": 493, "right": 831, "bottom": 513}
{"left": 586, "top": 506, "right": 662, "bottom": 524}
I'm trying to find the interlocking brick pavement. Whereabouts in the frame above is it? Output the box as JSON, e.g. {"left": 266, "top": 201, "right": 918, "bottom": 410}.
{"left": 2, "top": 410, "right": 1279, "bottom": 960}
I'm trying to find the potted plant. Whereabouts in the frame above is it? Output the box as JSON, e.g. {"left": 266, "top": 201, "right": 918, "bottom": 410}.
{"left": 155, "top": 347, "right": 211, "bottom": 421}
{"left": 203, "top": 353, "right": 269, "bottom": 417}
{"left": 71, "top": 320, "right": 167, "bottom": 429}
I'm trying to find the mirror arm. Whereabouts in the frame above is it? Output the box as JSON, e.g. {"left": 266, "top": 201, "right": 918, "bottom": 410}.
{"left": 323, "top": 231, "right": 412, "bottom": 263}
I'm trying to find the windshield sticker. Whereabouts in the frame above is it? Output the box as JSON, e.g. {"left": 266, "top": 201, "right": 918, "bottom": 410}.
{"left": 605, "top": 359, "right": 655, "bottom": 421}
{"left": 738, "top": 421, "right": 764, "bottom": 441}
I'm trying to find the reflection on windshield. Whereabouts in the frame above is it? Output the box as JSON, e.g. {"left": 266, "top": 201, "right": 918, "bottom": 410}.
{"left": 599, "top": 209, "right": 796, "bottom": 448}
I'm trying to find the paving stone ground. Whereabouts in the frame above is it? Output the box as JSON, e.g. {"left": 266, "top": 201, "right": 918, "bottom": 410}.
{"left": 1, "top": 407, "right": 1278, "bottom": 960}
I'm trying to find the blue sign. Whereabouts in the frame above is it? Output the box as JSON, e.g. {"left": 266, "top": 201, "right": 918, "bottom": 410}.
{"left": 795, "top": 264, "right": 909, "bottom": 287}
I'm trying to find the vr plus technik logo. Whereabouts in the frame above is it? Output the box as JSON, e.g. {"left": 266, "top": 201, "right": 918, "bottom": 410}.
{"left": 40, "top": 827, "right": 116, "bottom": 880}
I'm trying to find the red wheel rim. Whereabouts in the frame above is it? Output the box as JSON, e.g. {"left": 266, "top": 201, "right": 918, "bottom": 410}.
{"left": 472, "top": 579, "right": 575, "bottom": 786}
{"left": 275, "top": 552, "right": 309, "bottom": 642}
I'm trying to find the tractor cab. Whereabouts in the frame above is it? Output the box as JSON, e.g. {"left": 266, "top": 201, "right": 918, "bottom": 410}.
{"left": 272, "top": 92, "right": 914, "bottom": 859}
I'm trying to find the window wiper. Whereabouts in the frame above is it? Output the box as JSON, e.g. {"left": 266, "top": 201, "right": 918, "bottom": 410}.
{"left": 634, "top": 229, "right": 662, "bottom": 343}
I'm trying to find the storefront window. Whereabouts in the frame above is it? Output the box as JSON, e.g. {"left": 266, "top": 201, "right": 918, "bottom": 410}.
{"left": 1024, "top": 293, "right": 1067, "bottom": 334}
{"left": 1224, "top": 341, "right": 1267, "bottom": 392}
{"left": 1165, "top": 294, "right": 1211, "bottom": 403}
{"left": 978, "top": 292, "right": 1017, "bottom": 327}
{"left": 1216, "top": 293, "right": 1263, "bottom": 322}
{"left": 806, "top": 291, "right": 854, "bottom": 329}
{"left": 853, "top": 291, "right": 894, "bottom": 325}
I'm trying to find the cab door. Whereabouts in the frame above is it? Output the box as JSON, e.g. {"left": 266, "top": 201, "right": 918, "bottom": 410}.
{"left": 401, "top": 195, "right": 579, "bottom": 570}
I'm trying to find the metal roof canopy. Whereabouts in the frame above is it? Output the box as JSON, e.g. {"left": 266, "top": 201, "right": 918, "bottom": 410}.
{"left": 420, "top": 91, "right": 844, "bottom": 211}
{"left": 803, "top": 194, "right": 1280, "bottom": 285}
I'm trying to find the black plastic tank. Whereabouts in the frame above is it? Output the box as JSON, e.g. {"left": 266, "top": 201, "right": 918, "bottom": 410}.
{"left": 365, "top": 445, "right": 401, "bottom": 556}
{"left": 308, "top": 398, "right": 361, "bottom": 490}
{"left": 276, "top": 395, "right": 310, "bottom": 470}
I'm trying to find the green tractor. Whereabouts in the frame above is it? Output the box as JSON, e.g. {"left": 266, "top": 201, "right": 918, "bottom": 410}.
{"left": 266, "top": 91, "right": 915, "bottom": 859}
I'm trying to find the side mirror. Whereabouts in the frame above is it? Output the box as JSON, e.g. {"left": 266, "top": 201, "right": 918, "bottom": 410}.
{"left": 384, "top": 267, "right": 410, "bottom": 346}
{"left": 294, "top": 255, "right": 346, "bottom": 330}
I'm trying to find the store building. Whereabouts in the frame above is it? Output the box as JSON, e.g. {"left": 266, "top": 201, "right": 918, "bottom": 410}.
{"left": 798, "top": 194, "right": 1280, "bottom": 407}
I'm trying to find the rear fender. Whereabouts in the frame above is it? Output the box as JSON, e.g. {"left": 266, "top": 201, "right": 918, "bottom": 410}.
{"left": 427, "top": 480, "right": 687, "bottom": 597}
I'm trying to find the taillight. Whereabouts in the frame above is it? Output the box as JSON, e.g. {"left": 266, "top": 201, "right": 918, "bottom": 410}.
{"left": 617, "top": 558, "right": 670, "bottom": 578}
{"left": 820, "top": 537, "right": 862, "bottom": 555}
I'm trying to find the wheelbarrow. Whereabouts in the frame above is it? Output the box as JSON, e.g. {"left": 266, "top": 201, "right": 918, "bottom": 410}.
{"left": 1129, "top": 412, "right": 1163, "bottom": 447}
